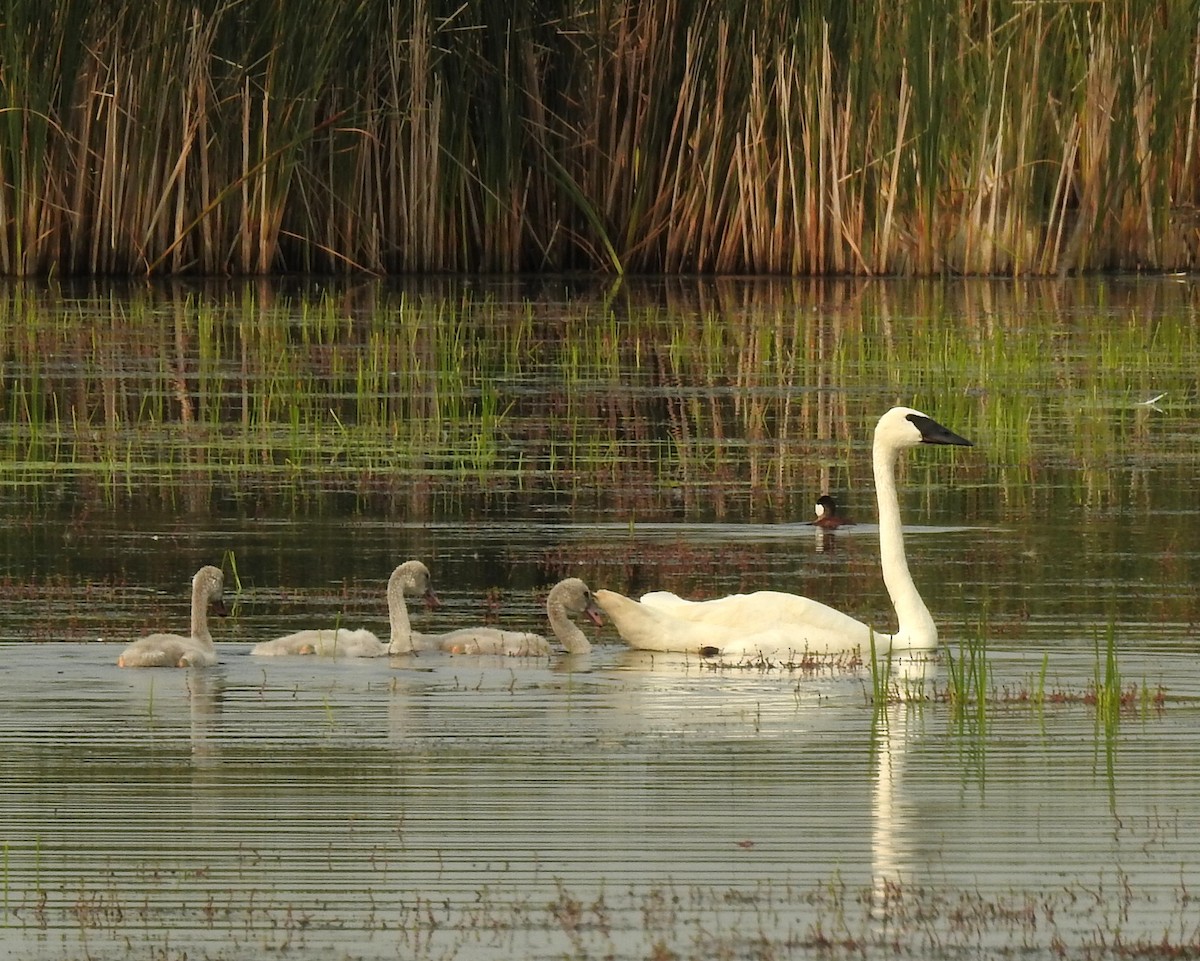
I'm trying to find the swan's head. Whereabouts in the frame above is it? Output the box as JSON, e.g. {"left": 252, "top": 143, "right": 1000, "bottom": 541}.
{"left": 875, "top": 407, "right": 973, "bottom": 450}
{"left": 551, "top": 578, "right": 605, "bottom": 626}
{"left": 193, "top": 565, "right": 227, "bottom": 614}
{"left": 391, "top": 560, "right": 441, "bottom": 609}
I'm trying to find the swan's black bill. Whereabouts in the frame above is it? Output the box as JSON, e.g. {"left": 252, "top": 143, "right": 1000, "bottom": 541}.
{"left": 908, "top": 414, "right": 973, "bottom": 447}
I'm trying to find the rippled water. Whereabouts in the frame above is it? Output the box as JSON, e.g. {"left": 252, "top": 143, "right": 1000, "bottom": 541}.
{"left": 2, "top": 277, "right": 1200, "bottom": 959}
{"left": 3, "top": 639, "right": 1198, "bottom": 960}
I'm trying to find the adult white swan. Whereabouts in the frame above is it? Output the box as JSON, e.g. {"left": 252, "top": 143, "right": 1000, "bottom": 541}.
{"left": 415, "top": 577, "right": 605, "bottom": 656}
{"left": 594, "top": 407, "right": 972, "bottom": 660}
{"left": 250, "top": 560, "right": 440, "bottom": 657}
{"left": 117, "top": 565, "right": 227, "bottom": 668}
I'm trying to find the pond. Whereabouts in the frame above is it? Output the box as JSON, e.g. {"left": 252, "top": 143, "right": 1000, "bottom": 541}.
{"left": 1, "top": 275, "right": 1199, "bottom": 960}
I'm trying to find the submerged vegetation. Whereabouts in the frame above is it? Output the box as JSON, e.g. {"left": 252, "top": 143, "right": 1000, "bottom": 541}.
{"left": 5, "top": 865, "right": 1200, "bottom": 960}
{"left": 866, "top": 636, "right": 1167, "bottom": 720}
{"left": 5, "top": 1, "right": 1200, "bottom": 276}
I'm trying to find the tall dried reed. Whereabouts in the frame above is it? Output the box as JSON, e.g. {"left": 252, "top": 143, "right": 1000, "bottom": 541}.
{"left": 3, "top": 0, "right": 1200, "bottom": 276}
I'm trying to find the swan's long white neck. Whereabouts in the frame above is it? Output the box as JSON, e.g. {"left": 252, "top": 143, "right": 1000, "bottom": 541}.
{"left": 548, "top": 595, "right": 590, "bottom": 654}
{"left": 873, "top": 435, "right": 937, "bottom": 650}
{"left": 190, "top": 581, "right": 214, "bottom": 645}
{"left": 388, "top": 583, "right": 415, "bottom": 653}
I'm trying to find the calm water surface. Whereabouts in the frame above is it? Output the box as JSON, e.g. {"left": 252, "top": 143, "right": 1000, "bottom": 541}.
{"left": 1, "top": 277, "right": 1200, "bottom": 959}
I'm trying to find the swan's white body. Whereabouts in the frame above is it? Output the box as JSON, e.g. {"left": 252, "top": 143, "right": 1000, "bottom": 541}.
{"left": 250, "top": 560, "right": 439, "bottom": 657}
{"left": 250, "top": 627, "right": 387, "bottom": 657}
{"left": 595, "top": 407, "right": 972, "bottom": 660}
{"left": 118, "top": 565, "right": 226, "bottom": 668}
{"left": 422, "top": 626, "right": 549, "bottom": 657}
{"left": 416, "top": 578, "right": 604, "bottom": 656}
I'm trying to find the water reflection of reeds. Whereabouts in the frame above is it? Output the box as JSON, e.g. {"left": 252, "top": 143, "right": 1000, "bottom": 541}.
{"left": 2, "top": 277, "right": 1199, "bottom": 526}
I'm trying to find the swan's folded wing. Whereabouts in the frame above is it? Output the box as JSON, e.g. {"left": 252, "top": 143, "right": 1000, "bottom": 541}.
{"left": 636, "top": 590, "right": 881, "bottom": 656}
{"left": 119, "top": 633, "right": 216, "bottom": 668}
{"left": 639, "top": 590, "right": 815, "bottom": 629}
{"left": 251, "top": 627, "right": 384, "bottom": 656}
{"left": 595, "top": 589, "right": 746, "bottom": 653}
{"left": 251, "top": 632, "right": 309, "bottom": 655}
{"left": 328, "top": 628, "right": 385, "bottom": 655}
{"left": 418, "top": 628, "right": 551, "bottom": 656}
{"left": 638, "top": 590, "right": 849, "bottom": 630}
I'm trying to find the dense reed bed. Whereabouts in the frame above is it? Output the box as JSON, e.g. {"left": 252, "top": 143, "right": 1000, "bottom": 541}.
{"left": 5, "top": 1, "right": 1200, "bottom": 276}
{"left": 1, "top": 276, "right": 1198, "bottom": 524}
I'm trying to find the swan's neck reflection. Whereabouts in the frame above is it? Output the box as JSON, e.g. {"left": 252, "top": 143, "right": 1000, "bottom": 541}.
{"left": 871, "top": 655, "right": 936, "bottom": 920}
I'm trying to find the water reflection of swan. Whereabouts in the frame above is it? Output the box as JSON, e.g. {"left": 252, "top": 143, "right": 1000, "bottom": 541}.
{"left": 117, "top": 565, "right": 226, "bottom": 668}
{"left": 250, "top": 560, "right": 439, "bottom": 656}
{"left": 415, "top": 578, "right": 604, "bottom": 655}
{"left": 186, "top": 669, "right": 225, "bottom": 764}
{"left": 870, "top": 657, "right": 936, "bottom": 920}
{"left": 595, "top": 408, "right": 972, "bottom": 660}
